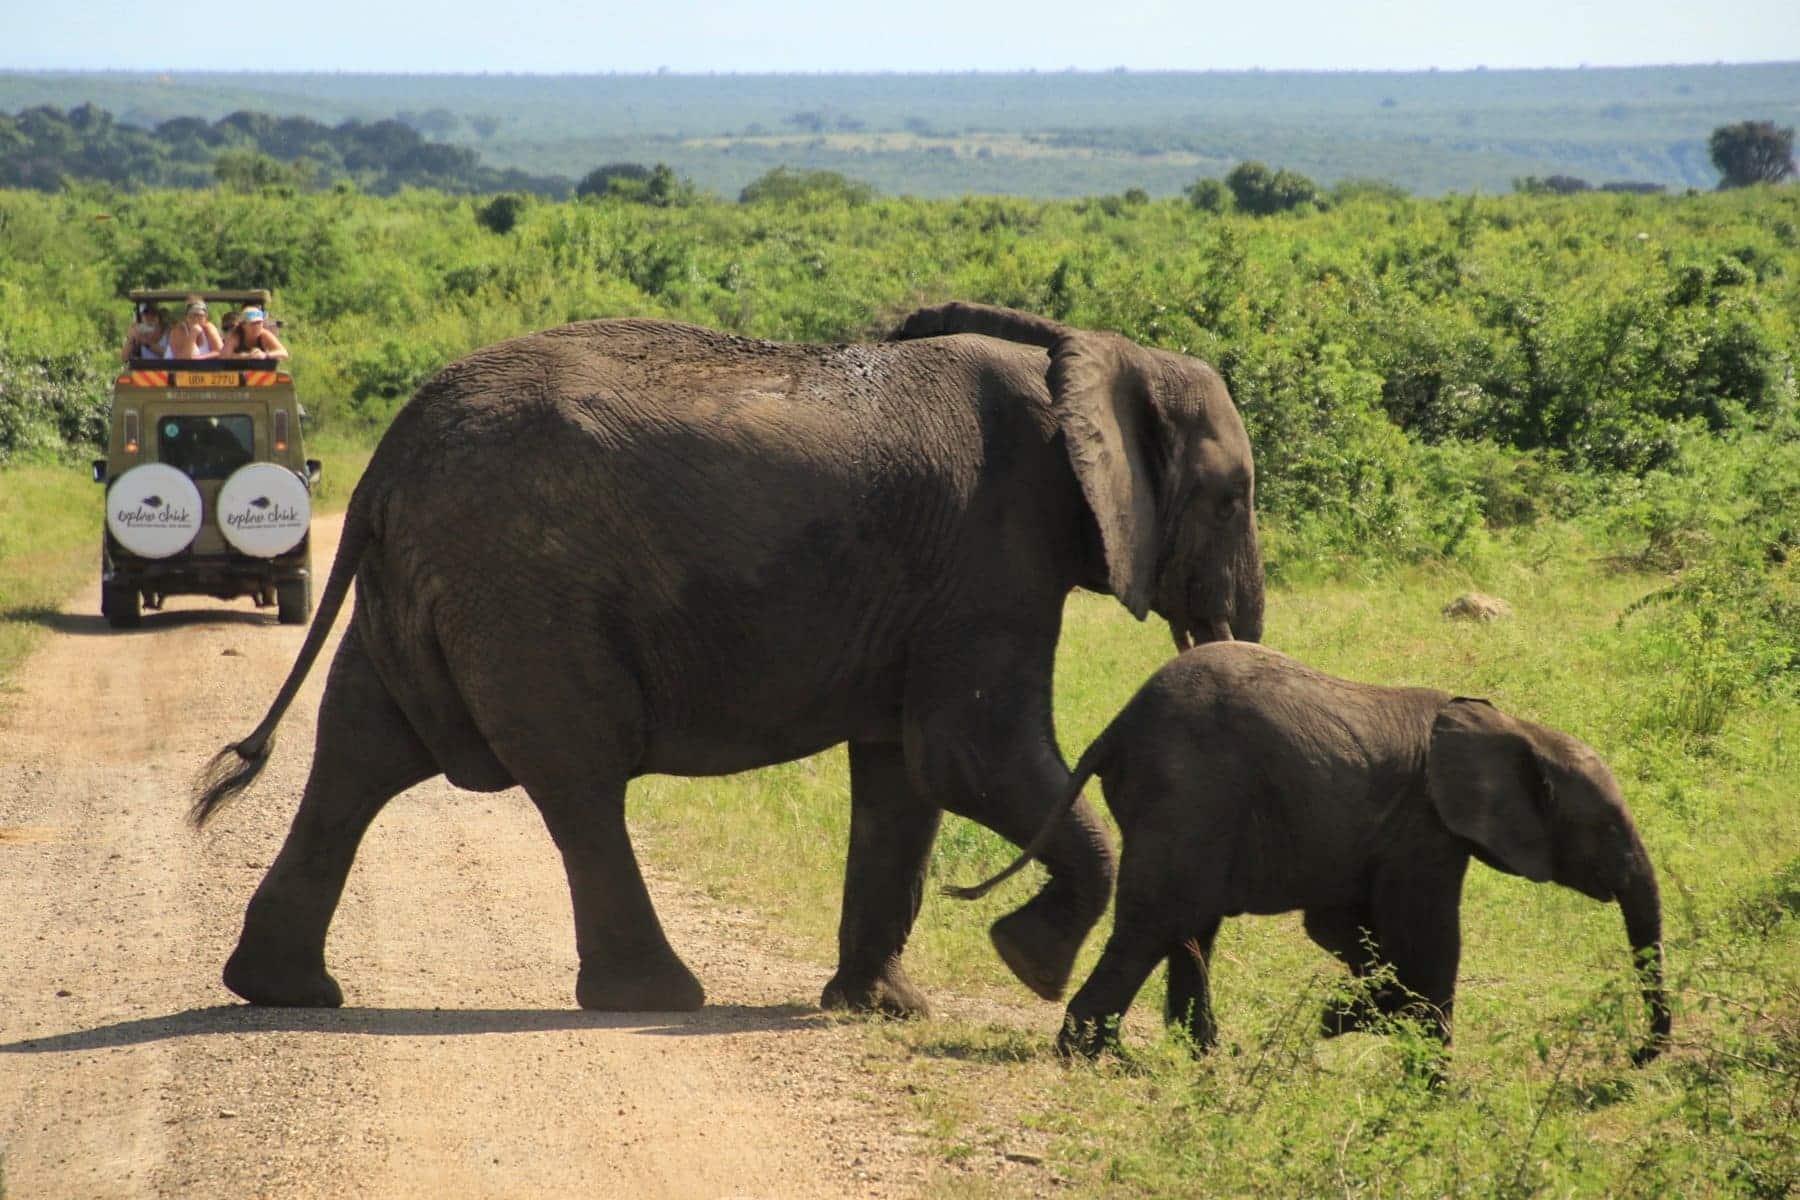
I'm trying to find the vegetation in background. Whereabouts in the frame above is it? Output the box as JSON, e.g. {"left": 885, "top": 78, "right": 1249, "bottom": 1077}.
{"left": 3, "top": 182, "right": 1795, "bottom": 567}
{"left": 0, "top": 175, "right": 1794, "bottom": 1195}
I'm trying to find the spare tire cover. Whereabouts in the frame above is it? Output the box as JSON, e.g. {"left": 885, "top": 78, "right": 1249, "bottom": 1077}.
{"left": 106, "top": 463, "right": 204, "bottom": 558}
{"left": 216, "top": 463, "right": 312, "bottom": 558}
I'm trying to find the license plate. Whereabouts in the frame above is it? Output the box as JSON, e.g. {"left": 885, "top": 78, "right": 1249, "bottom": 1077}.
{"left": 175, "top": 371, "right": 238, "bottom": 388}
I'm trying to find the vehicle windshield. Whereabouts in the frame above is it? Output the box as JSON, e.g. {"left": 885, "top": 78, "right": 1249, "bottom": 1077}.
{"left": 158, "top": 414, "right": 254, "bottom": 479}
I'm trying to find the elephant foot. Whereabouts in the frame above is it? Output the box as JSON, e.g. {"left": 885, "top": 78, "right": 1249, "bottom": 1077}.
{"left": 990, "top": 900, "right": 1085, "bottom": 1002}
{"left": 820, "top": 961, "right": 931, "bottom": 1019}
{"left": 1056, "top": 1011, "right": 1121, "bottom": 1060}
{"left": 1321, "top": 997, "right": 1378, "bottom": 1039}
{"left": 575, "top": 957, "right": 705, "bottom": 1013}
{"left": 222, "top": 943, "right": 344, "bottom": 1007}
{"left": 1321, "top": 981, "right": 1406, "bottom": 1038}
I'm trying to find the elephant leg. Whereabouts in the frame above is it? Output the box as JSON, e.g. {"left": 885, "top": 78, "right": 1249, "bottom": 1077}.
{"left": 821, "top": 740, "right": 941, "bottom": 1017}
{"left": 530, "top": 782, "right": 705, "bottom": 1013}
{"left": 224, "top": 628, "right": 438, "bottom": 1006}
{"left": 1163, "top": 918, "right": 1223, "bottom": 1053}
{"left": 1058, "top": 925, "right": 1167, "bottom": 1058}
{"left": 1304, "top": 905, "right": 1399, "bottom": 1037}
{"left": 1370, "top": 866, "right": 1465, "bottom": 1054}
{"left": 905, "top": 633, "right": 1116, "bottom": 1003}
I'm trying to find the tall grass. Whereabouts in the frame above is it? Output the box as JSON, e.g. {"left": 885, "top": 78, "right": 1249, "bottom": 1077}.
{"left": 0, "top": 460, "right": 100, "bottom": 693}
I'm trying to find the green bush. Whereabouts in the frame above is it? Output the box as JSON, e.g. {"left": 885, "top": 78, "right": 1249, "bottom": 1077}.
{"left": 0, "top": 350, "right": 109, "bottom": 462}
{"left": 1224, "top": 160, "right": 1325, "bottom": 215}
{"left": 346, "top": 339, "right": 446, "bottom": 426}
{"left": 738, "top": 167, "right": 875, "bottom": 206}
{"left": 475, "top": 192, "right": 527, "bottom": 235}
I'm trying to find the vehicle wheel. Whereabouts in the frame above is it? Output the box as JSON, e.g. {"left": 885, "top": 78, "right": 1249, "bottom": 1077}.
{"left": 277, "top": 579, "right": 312, "bottom": 626}
{"left": 103, "top": 583, "right": 141, "bottom": 629}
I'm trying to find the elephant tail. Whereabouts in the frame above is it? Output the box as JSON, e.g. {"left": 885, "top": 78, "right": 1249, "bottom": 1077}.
{"left": 189, "top": 476, "right": 377, "bottom": 828}
{"left": 942, "top": 731, "right": 1115, "bottom": 902}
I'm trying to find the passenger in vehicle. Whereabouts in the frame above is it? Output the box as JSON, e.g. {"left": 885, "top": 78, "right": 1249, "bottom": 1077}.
{"left": 221, "top": 306, "right": 289, "bottom": 361}
{"left": 170, "top": 296, "right": 226, "bottom": 359}
{"left": 122, "top": 304, "right": 172, "bottom": 361}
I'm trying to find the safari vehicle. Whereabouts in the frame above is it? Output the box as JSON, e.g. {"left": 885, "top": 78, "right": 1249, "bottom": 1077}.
{"left": 96, "top": 288, "right": 320, "bottom": 629}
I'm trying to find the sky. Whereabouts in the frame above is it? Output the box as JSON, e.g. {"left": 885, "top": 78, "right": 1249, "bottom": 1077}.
{"left": 3, "top": 0, "right": 1797, "bottom": 74}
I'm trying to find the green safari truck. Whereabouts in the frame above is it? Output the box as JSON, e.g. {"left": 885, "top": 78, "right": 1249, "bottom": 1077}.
{"left": 96, "top": 288, "right": 320, "bottom": 629}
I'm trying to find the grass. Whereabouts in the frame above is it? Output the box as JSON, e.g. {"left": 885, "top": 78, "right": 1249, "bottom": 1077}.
{"left": 0, "top": 459, "right": 102, "bottom": 695}
{"left": 629, "top": 520, "right": 1800, "bottom": 1197}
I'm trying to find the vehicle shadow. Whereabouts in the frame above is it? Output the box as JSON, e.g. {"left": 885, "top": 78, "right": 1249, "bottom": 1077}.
{"left": 7, "top": 606, "right": 277, "bottom": 636}
{"left": 0, "top": 1002, "right": 829, "bottom": 1053}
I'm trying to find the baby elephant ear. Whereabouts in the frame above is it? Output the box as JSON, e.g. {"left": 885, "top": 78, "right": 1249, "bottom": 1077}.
{"left": 1426, "top": 698, "right": 1555, "bottom": 882}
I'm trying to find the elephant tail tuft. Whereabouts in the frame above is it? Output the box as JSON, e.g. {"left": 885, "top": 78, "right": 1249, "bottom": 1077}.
{"left": 188, "top": 463, "right": 381, "bottom": 831}
{"left": 942, "top": 733, "right": 1112, "bottom": 902}
{"left": 189, "top": 735, "right": 277, "bottom": 827}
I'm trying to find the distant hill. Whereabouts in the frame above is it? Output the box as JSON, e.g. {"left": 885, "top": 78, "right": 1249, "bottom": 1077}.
{"left": 2, "top": 64, "right": 1796, "bottom": 196}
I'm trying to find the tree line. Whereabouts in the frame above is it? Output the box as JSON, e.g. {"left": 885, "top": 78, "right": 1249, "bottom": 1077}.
{"left": 6, "top": 103, "right": 1794, "bottom": 206}
{"left": 0, "top": 104, "right": 567, "bottom": 196}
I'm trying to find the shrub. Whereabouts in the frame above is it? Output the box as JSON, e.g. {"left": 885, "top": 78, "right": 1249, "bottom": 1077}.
{"left": 475, "top": 193, "right": 527, "bottom": 235}
{"left": 1224, "top": 161, "right": 1324, "bottom": 215}
{"left": 346, "top": 339, "right": 445, "bottom": 426}
{"left": 1184, "top": 178, "right": 1230, "bottom": 213}
{"left": 0, "top": 350, "right": 110, "bottom": 462}
{"left": 739, "top": 168, "right": 875, "bottom": 207}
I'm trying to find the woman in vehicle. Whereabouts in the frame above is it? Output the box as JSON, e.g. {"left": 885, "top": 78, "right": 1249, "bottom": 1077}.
{"left": 220, "top": 306, "right": 289, "bottom": 360}
{"left": 170, "top": 296, "right": 226, "bottom": 359}
{"left": 121, "top": 304, "right": 172, "bottom": 361}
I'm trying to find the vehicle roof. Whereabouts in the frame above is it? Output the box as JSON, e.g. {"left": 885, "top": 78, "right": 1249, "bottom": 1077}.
{"left": 127, "top": 288, "right": 273, "bottom": 305}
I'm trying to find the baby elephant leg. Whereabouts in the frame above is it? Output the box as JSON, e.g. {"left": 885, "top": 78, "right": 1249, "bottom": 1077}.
{"left": 1304, "top": 905, "right": 1403, "bottom": 1036}
{"left": 1058, "top": 927, "right": 1166, "bottom": 1058}
{"left": 1163, "top": 918, "right": 1223, "bottom": 1052}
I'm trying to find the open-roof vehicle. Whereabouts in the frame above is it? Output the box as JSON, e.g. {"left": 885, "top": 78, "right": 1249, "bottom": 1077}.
{"left": 96, "top": 288, "right": 320, "bottom": 628}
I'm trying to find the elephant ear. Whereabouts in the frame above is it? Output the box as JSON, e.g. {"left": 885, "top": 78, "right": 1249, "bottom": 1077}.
{"left": 888, "top": 302, "right": 1167, "bottom": 617}
{"left": 1426, "top": 698, "right": 1556, "bottom": 882}
{"left": 1048, "top": 334, "right": 1163, "bottom": 619}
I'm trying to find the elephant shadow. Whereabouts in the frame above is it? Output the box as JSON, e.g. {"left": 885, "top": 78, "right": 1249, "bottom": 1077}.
{"left": 0, "top": 1002, "right": 827, "bottom": 1054}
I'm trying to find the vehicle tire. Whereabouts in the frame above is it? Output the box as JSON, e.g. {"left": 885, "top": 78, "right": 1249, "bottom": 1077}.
{"left": 277, "top": 578, "right": 312, "bottom": 626}
{"left": 103, "top": 583, "right": 141, "bottom": 629}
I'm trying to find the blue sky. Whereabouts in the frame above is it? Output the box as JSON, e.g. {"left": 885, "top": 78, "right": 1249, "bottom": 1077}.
{"left": 4, "top": 0, "right": 1797, "bottom": 73}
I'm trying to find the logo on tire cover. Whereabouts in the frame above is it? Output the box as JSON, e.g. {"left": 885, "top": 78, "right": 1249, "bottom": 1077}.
{"left": 215, "top": 463, "right": 311, "bottom": 557}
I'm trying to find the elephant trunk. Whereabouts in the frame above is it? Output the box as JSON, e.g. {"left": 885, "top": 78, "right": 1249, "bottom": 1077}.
{"left": 1617, "top": 846, "right": 1670, "bottom": 1066}
{"left": 1171, "top": 521, "right": 1264, "bottom": 650}
{"left": 1231, "top": 526, "right": 1265, "bottom": 644}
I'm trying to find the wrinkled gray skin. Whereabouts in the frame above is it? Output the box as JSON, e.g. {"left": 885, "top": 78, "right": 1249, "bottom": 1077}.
{"left": 953, "top": 643, "right": 1669, "bottom": 1071}
{"left": 192, "top": 302, "right": 1264, "bottom": 1016}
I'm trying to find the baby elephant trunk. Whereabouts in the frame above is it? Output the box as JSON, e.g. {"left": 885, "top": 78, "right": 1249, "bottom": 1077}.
{"left": 1617, "top": 855, "right": 1671, "bottom": 1066}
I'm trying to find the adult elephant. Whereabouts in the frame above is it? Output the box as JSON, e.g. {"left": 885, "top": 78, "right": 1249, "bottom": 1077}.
{"left": 192, "top": 302, "right": 1265, "bottom": 1016}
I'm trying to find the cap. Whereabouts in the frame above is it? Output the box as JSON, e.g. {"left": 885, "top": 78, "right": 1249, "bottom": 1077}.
{"left": 241, "top": 307, "right": 266, "bottom": 322}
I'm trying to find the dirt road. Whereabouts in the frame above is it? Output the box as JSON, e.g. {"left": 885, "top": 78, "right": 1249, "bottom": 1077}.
{"left": 0, "top": 514, "right": 936, "bottom": 1198}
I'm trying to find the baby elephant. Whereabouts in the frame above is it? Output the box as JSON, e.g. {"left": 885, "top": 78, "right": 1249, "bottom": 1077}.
{"left": 950, "top": 643, "right": 1669, "bottom": 1068}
